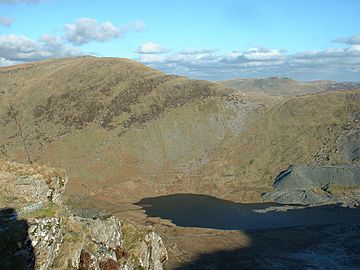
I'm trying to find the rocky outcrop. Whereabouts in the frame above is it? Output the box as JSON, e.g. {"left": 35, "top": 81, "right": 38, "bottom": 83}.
{"left": 262, "top": 165, "right": 360, "bottom": 206}
{"left": 0, "top": 160, "right": 168, "bottom": 270}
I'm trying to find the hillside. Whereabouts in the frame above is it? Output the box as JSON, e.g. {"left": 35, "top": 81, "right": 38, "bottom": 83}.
{"left": 219, "top": 77, "right": 360, "bottom": 96}
{"left": 1, "top": 57, "right": 360, "bottom": 215}
{"left": 0, "top": 56, "right": 256, "bottom": 210}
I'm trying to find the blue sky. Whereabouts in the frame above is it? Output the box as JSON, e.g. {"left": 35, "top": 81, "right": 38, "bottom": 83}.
{"left": 1, "top": 0, "right": 360, "bottom": 81}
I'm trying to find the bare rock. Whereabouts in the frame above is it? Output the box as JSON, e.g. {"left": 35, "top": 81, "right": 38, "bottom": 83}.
{"left": 144, "top": 232, "right": 168, "bottom": 270}
{"left": 29, "top": 217, "right": 62, "bottom": 270}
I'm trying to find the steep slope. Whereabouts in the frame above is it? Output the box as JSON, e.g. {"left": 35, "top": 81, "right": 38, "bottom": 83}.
{"left": 0, "top": 56, "right": 258, "bottom": 208}
{"left": 1, "top": 57, "right": 360, "bottom": 213}
{"left": 219, "top": 77, "right": 360, "bottom": 96}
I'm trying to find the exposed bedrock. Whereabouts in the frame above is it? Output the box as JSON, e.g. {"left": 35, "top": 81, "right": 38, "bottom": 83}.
{"left": 262, "top": 165, "right": 360, "bottom": 206}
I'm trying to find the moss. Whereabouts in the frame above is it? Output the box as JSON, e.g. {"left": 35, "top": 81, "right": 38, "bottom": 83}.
{"left": 21, "top": 202, "right": 58, "bottom": 219}
{"left": 121, "top": 222, "right": 148, "bottom": 252}
{"left": 63, "top": 230, "right": 82, "bottom": 243}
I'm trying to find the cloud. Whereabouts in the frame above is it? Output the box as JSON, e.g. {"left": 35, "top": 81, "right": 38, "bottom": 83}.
{"left": 0, "top": 16, "right": 11, "bottom": 27}
{"left": 0, "top": 34, "right": 82, "bottom": 64}
{"left": 64, "top": 18, "right": 121, "bottom": 45}
{"left": 137, "top": 44, "right": 360, "bottom": 81}
{"left": 242, "top": 47, "right": 285, "bottom": 60}
{"left": 136, "top": 42, "right": 170, "bottom": 54}
{"left": 333, "top": 34, "right": 360, "bottom": 45}
{"left": 0, "top": 0, "right": 42, "bottom": 4}
{"left": 178, "top": 49, "right": 217, "bottom": 55}
{"left": 0, "top": 17, "right": 146, "bottom": 66}
{"left": 0, "top": 57, "right": 18, "bottom": 66}
{"left": 64, "top": 18, "right": 145, "bottom": 45}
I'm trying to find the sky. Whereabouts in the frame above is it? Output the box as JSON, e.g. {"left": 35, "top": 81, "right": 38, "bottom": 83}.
{"left": 0, "top": 0, "right": 360, "bottom": 81}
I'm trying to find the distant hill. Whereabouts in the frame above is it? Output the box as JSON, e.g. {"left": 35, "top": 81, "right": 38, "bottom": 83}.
{"left": 219, "top": 77, "right": 360, "bottom": 96}
{"left": 1, "top": 57, "right": 359, "bottom": 213}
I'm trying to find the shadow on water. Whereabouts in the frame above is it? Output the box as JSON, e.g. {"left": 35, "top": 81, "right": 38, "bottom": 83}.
{"left": 172, "top": 224, "right": 360, "bottom": 270}
{"left": 0, "top": 208, "right": 35, "bottom": 270}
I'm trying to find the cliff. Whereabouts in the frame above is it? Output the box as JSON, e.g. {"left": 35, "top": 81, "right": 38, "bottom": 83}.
{"left": 0, "top": 160, "right": 167, "bottom": 270}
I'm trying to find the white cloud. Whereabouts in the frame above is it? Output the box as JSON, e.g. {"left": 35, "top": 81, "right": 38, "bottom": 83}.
{"left": 178, "top": 48, "right": 217, "bottom": 55}
{"left": 136, "top": 42, "right": 170, "bottom": 54}
{"left": 243, "top": 47, "right": 285, "bottom": 60}
{"left": 64, "top": 18, "right": 121, "bottom": 45}
{"left": 137, "top": 44, "right": 360, "bottom": 81}
{"left": 0, "top": 34, "right": 82, "bottom": 64}
{"left": 64, "top": 18, "right": 145, "bottom": 45}
{"left": 0, "top": 17, "right": 146, "bottom": 66}
{"left": 0, "top": 16, "right": 11, "bottom": 27}
{"left": 333, "top": 34, "right": 360, "bottom": 45}
{"left": 225, "top": 47, "right": 285, "bottom": 62}
{"left": 0, "top": 57, "right": 18, "bottom": 66}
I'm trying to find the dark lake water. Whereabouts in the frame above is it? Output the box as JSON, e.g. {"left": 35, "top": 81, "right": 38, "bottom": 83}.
{"left": 135, "top": 194, "right": 360, "bottom": 230}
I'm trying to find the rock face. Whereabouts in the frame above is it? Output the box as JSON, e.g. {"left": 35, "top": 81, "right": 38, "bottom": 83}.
{"left": 0, "top": 160, "right": 168, "bottom": 270}
{"left": 262, "top": 165, "right": 360, "bottom": 206}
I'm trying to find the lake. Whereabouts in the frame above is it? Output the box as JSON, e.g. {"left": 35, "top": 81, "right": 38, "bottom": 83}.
{"left": 135, "top": 194, "right": 360, "bottom": 230}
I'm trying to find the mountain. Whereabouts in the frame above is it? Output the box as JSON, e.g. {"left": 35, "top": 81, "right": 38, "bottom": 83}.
{"left": 219, "top": 77, "right": 360, "bottom": 96}
{"left": 1, "top": 57, "right": 360, "bottom": 213}
{"left": 0, "top": 56, "right": 253, "bottom": 209}
{"left": 1, "top": 57, "right": 360, "bottom": 269}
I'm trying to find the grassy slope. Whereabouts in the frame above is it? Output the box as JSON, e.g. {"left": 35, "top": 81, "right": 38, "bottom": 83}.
{"left": 1, "top": 57, "right": 359, "bottom": 208}
{"left": 0, "top": 57, "right": 251, "bottom": 205}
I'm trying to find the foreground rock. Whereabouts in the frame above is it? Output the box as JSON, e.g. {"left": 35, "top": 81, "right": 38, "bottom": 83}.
{"left": 262, "top": 165, "right": 360, "bottom": 206}
{"left": 0, "top": 160, "right": 167, "bottom": 270}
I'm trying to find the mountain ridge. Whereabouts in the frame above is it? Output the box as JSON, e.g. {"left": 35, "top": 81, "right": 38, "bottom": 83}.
{"left": 2, "top": 57, "right": 360, "bottom": 269}
{"left": 1, "top": 56, "right": 359, "bottom": 212}
{"left": 219, "top": 76, "right": 360, "bottom": 96}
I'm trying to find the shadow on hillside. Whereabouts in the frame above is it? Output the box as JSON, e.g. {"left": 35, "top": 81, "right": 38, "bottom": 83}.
{"left": 0, "top": 208, "right": 35, "bottom": 270}
{"left": 172, "top": 224, "right": 360, "bottom": 270}
{"left": 172, "top": 246, "right": 265, "bottom": 270}
{"left": 171, "top": 242, "right": 300, "bottom": 270}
